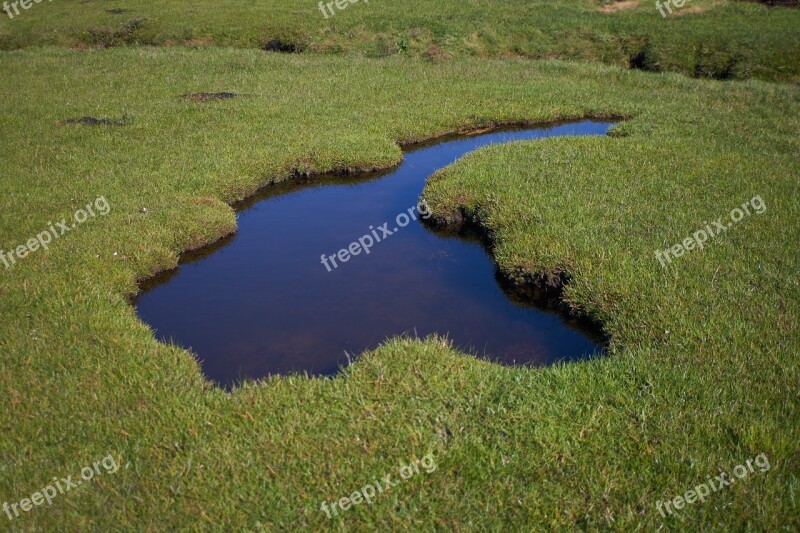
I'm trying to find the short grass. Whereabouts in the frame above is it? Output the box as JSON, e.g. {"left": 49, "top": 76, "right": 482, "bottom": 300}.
{"left": 0, "top": 47, "right": 798, "bottom": 530}
{"left": 0, "top": 0, "right": 799, "bottom": 82}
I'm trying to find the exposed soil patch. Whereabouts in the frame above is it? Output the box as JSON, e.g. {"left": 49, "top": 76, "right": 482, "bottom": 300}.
{"left": 56, "top": 116, "right": 127, "bottom": 126}
{"left": 181, "top": 92, "right": 242, "bottom": 102}
{"left": 426, "top": 43, "right": 452, "bottom": 61}
{"left": 599, "top": 0, "right": 640, "bottom": 13}
{"left": 105, "top": 8, "right": 132, "bottom": 14}
{"left": 262, "top": 39, "right": 301, "bottom": 53}
{"left": 458, "top": 115, "right": 504, "bottom": 135}
{"left": 674, "top": 6, "right": 707, "bottom": 14}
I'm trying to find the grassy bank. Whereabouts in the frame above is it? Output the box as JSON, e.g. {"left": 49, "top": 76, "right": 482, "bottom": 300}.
{"left": 0, "top": 0, "right": 799, "bottom": 82}
{"left": 0, "top": 47, "right": 798, "bottom": 530}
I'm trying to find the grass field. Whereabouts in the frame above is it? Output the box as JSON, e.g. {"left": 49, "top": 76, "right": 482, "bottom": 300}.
{"left": 0, "top": 0, "right": 799, "bottom": 82}
{"left": 0, "top": 45, "right": 797, "bottom": 530}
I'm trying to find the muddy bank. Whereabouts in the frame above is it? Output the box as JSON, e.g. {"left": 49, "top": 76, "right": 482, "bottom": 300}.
{"left": 424, "top": 205, "right": 609, "bottom": 345}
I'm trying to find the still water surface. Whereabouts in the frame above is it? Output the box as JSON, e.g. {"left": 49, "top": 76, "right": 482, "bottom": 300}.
{"left": 136, "top": 121, "right": 613, "bottom": 387}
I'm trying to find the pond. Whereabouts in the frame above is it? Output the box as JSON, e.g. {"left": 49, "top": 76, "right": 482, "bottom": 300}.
{"left": 136, "top": 120, "right": 613, "bottom": 387}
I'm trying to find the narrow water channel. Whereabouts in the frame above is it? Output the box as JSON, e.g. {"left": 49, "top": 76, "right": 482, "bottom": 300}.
{"left": 136, "top": 121, "right": 613, "bottom": 387}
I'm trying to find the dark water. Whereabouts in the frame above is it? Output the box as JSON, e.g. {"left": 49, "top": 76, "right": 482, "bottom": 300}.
{"left": 136, "top": 121, "right": 613, "bottom": 387}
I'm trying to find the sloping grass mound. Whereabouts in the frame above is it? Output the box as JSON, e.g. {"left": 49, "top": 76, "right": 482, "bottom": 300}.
{"left": 0, "top": 0, "right": 798, "bottom": 82}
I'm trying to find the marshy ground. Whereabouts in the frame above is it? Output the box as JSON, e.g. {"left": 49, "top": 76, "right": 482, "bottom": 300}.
{"left": 0, "top": 2, "right": 798, "bottom": 530}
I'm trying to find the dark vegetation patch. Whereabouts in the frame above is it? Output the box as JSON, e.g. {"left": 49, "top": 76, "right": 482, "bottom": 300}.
{"left": 180, "top": 92, "right": 242, "bottom": 102}
{"left": 693, "top": 47, "right": 743, "bottom": 80}
{"left": 262, "top": 39, "right": 302, "bottom": 53}
{"left": 628, "top": 39, "right": 663, "bottom": 73}
{"left": 744, "top": 0, "right": 798, "bottom": 5}
{"left": 628, "top": 39, "right": 744, "bottom": 80}
{"left": 56, "top": 116, "right": 127, "bottom": 126}
{"left": 105, "top": 8, "right": 132, "bottom": 14}
{"left": 82, "top": 17, "right": 146, "bottom": 47}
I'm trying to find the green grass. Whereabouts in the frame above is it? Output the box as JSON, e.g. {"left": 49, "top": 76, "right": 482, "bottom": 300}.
{"left": 0, "top": 47, "right": 798, "bottom": 530}
{"left": 0, "top": 0, "right": 799, "bottom": 82}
